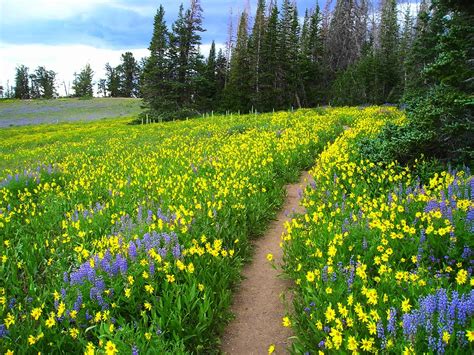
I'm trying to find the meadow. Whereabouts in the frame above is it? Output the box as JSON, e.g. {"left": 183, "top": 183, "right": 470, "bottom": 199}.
{"left": 0, "top": 107, "right": 356, "bottom": 353}
{"left": 0, "top": 98, "right": 142, "bottom": 128}
{"left": 0, "top": 106, "right": 472, "bottom": 354}
{"left": 281, "top": 109, "right": 473, "bottom": 353}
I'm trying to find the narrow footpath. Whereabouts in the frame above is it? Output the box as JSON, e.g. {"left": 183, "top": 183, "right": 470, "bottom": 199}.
{"left": 221, "top": 172, "right": 311, "bottom": 354}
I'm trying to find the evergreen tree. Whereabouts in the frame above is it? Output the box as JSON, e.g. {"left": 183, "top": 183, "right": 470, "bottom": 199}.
{"left": 259, "top": 4, "right": 281, "bottom": 111}
{"left": 97, "top": 79, "right": 107, "bottom": 97}
{"left": 299, "top": 4, "right": 325, "bottom": 106}
{"left": 168, "top": 0, "right": 205, "bottom": 113}
{"left": 141, "top": 5, "right": 175, "bottom": 119}
{"left": 29, "top": 66, "right": 57, "bottom": 99}
{"left": 223, "top": 11, "right": 252, "bottom": 112}
{"left": 278, "top": 0, "right": 300, "bottom": 108}
{"left": 376, "top": 0, "right": 401, "bottom": 102}
{"left": 248, "top": 0, "right": 266, "bottom": 111}
{"left": 326, "top": 0, "right": 367, "bottom": 74}
{"left": 195, "top": 41, "right": 218, "bottom": 111}
{"left": 404, "top": 0, "right": 439, "bottom": 97}
{"left": 399, "top": 5, "right": 415, "bottom": 94}
{"left": 215, "top": 48, "right": 228, "bottom": 104}
{"left": 119, "top": 52, "right": 140, "bottom": 97}
{"left": 105, "top": 63, "right": 121, "bottom": 97}
{"left": 72, "top": 64, "right": 94, "bottom": 98}
{"left": 14, "top": 65, "right": 30, "bottom": 99}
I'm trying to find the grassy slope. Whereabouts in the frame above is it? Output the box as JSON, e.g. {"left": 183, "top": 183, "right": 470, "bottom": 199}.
{"left": 0, "top": 98, "right": 142, "bottom": 127}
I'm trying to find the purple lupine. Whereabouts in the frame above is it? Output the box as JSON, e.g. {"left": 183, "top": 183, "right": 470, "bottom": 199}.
{"left": 8, "top": 298, "right": 16, "bottom": 310}
{"left": 172, "top": 243, "right": 181, "bottom": 258}
{"left": 128, "top": 241, "right": 138, "bottom": 259}
{"left": 132, "top": 345, "right": 139, "bottom": 355}
{"left": 0, "top": 324, "right": 8, "bottom": 338}
{"left": 146, "top": 210, "right": 153, "bottom": 224}
{"left": 462, "top": 246, "right": 472, "bottom": 259}
{"left": 115, "top": 254, "right": 128, "bottom": 274}
{"left": 322, "top": 265, "right": 328, "bottom": 282}
{"left": 376, "top": 321, "right": 385, "bottom": 341}
{"left": 387, "top": 308, "right": 397, "bottom": 336}
{"left": 73, "top": 293, "right": 83, "bottom": 311}
{"left": 137, "top": 205, "right": 143, "bottom": 223}
{"left": 402, "top": 312, "right": 418, "bottom": 337}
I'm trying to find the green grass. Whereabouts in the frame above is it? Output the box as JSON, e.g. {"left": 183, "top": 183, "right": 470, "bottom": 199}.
{"left": 0, "top": 98, "right": 142, "bottom": 127}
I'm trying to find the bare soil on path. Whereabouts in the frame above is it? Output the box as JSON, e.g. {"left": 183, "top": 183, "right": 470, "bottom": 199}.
{"left": 221, "top": 172, "right": 311, "bottom": 354}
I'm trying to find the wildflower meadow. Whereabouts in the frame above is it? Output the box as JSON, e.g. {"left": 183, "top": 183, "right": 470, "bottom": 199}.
{"left": 0, "top": 106, "right": 472, "bottom": 354}
{"left": 281, "top": 109, "right": 473, "bottom": 353}
{"left": 1, "top": 108, "right": 351, "bottom": 353}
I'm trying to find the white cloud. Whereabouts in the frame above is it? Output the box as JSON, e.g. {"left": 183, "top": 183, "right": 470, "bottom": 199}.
{"left": 0, "top": 0, "right": 115, "bottom": 21}
{"left": 0, "top": 43, "right": 148, "bottom": 96}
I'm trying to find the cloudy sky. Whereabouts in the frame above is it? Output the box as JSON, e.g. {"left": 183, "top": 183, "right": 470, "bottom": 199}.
{"left": 0, "top": 0, "right": 317, "bottom": 95}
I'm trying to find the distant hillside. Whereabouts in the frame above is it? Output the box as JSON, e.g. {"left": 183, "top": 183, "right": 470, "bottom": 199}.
{"left": 0, "top": 98, "right": 142, "bottom": 127}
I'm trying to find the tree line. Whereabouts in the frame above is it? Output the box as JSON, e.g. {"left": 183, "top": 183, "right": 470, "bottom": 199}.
{"left": 9, "top": 51, "right": 141, "bottom": 99}
{"left": 140, "top": 0, "right": 472, "bottom": 123}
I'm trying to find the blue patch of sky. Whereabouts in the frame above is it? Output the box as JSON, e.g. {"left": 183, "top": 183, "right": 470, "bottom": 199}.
{"left": 1, "top": 0, "right": 321, "bottom": 49}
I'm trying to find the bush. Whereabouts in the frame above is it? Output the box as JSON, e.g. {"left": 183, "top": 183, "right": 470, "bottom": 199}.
{"left": 359, "top": 86, "right": 473, "bottom": 167}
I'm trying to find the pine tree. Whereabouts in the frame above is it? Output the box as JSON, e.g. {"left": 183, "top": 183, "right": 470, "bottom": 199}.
{"left": 278, "top": 0, "right": 300, "bottom": 108}
{"left": 29, "top": 66, "right": 57, "bottom": 99}
{"left": 376, "top": 0, "right": 401, "bottom": 102}
{"left": 326, "top": 0, "right": 367, "bottom": 74}
{"left": 399, "top": 4, "right": 415, "bottom": 94}
{"left": 259, "top": 4, "right": 280, "bottom": 111}
{"left": 97, "top": 79, "right": 107, "bottom": 97}
{"left": 119, "top": 52, "right": 140, "bottom": 97}
{"left": 14, "top": 65, "right": 30, "bottom": 99}
{"left": 404, "top": 0, "right": 438, "bottom": 97}
{"left": 215, "top": 48, "right": 228, "bottom": 104}
{"left": 224, "top": 11, "right": 252, "bottom": 112}
{"left": 195, "top": 41, "right": 218, "bottom": 111}
{"left": 105, "top": 63, "right": 121, "bottom": 97}
{"left": 141, "top": 5, "right": 175, "bottom": 119}
{"left": 169, "top": 0, "right": 205, "bottom": 112}
{"left": 72, "top": 64, "right": 94, "bottom": 98}
{"left": 248, "top": 0, "right": 266, "bottom": 111}
{"left": 300, "top": 4, "right": 325, "bottom": 106}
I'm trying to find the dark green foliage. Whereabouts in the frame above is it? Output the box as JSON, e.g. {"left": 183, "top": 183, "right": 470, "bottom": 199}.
{"left": 141, "top": 1, "right": 206, "bottom": 121}
{"left": 14, "top": 65, "right": 30, "bottom": 99}
{"left": 29, "top": 66, "right": 57, "bottom": 99}
{"left": 105, "top": 63, "right": 121, "bottom": 97}
{"left": 299, "top": 5, "right": 327, "bottom": 106}
{"left": 360, "top": 87, "right": 473, "bottom": 167}
{"left": 377, "top": 0, "right": 401, "bottom": 102}
{"left": 72, "top": 64, "right": 94, "bottom": 98}
{"left": 140, "top": 5, "right": 176, "bottom": 121}
{"left": 259, "top": 4, "right": 281, "bottom": 112}
{"left": 279, "top": 0, "right": 300, "bottom": 108}
{"left": 222, "top": 11, "right": 252, "bottom": 112}
{"left": 358, "top": 0, "right": 473, "bottom": 167}
{"left": 119, "top": 52, "right": 140, "bottom": 97}
{"left": 248, "top": 0, "right": 266, "bottom": 110}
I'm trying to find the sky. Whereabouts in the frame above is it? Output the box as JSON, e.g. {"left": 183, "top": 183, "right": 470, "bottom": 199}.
{"left": 0, "top": 0, "right": 317, "bottom": 96}
{"left": 0, "top": 1, "right": 418, "bottom": 96}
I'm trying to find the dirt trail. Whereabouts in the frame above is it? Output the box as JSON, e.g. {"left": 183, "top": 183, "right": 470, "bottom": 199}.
{"left": 221, "top": 172, "right": 311, "bottom": 354}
